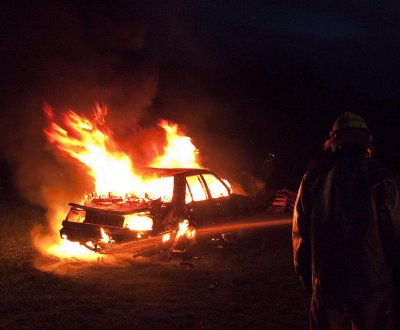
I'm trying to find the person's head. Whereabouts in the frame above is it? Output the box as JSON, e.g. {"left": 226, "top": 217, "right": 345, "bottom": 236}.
{"left": 324, "top": 112, "right": 374, "bottom": 156}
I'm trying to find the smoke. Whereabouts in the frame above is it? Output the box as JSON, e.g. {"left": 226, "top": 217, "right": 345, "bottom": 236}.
{"left": 0, "top": 1, "right": 162, "bottom": 262}
{"left": 0, "top": 1, "right": 159, "bottom": 206}
{"left": 0, "top": 1, "right": 265, "bottom": 235}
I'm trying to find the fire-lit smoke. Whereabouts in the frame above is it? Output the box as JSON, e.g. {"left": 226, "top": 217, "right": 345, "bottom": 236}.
{"left": 44, "top": 104, "right": 145, "bottom": 197}
{"left": 0, "top": 1, "right": 263, "bottom": 268}
{"left": 43, "top": 104, "right": 202, "bottom": 197}
{"left": 0, "top": 1, "right": 159, "bottom": 206}
{"left": 0, "top": 1, "right": 164, "bottom": 266}
{"left": 33, "top": 103, "right": 204, "bottom": 260}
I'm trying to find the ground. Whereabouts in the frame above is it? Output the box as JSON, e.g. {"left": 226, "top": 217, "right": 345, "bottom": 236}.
{"left": 0, "top": 201, "right": 309, "bottom": 329}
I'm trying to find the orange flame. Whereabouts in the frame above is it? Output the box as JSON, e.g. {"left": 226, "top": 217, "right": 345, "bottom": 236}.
{"left": 123, "top": 213, "right": 153, "bottom": 231}
{"left": 151, "top": 120, "right": 201, "bottom": 168}
{"left": 175, "top": 219, "right": 196, "bottom": 241}
{"left": 39, "top": 104, "right": 204, "bottom": 260}
{"left": 162, "top": 232, "right": 171, "bottom": 243}
{"left": 100, "top": 227, "right": 112, "bottom": 244}
{"left": 44, "top": 104, "right": 144, "bottom": 197}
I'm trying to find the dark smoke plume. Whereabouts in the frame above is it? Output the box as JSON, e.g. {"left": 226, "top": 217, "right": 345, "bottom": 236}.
{"left": 0, "top": 1, "right": 159, "bottom": 208}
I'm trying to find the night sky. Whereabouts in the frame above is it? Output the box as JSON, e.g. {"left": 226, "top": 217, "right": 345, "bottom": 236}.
{"left": 1, "top": 0, "right": 399, "bottom": 203}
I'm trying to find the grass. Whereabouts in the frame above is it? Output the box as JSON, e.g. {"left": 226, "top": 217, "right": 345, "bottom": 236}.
{"left": 0, "top": 201, "right": 309, "bottom": 329}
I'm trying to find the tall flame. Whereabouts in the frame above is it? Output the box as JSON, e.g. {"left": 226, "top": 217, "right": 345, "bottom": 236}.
{"left": 39, "top": 104, "right": 205, "bottom": 260}
{"left": 44, "top": 104, "right": 144, "bottom": 197}
{"left": 151, "top": 120, "right": 201, "bottom": 168}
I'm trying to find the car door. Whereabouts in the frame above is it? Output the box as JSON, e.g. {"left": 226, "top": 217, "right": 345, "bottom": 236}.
{"left": 185, "top": 174, "right": 216, "bottom": 226}
{"left": 200, "top": 173, "right": 233, "bottom": 221}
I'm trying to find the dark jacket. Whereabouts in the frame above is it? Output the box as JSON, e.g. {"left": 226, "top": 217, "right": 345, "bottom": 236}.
{"left": 293, "top": 144, "right": 400, "bottom": 306}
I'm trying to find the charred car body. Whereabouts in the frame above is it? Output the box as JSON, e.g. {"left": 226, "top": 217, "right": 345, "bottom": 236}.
{"left": 60, "top": 168, "right": 250, "bottom": 250}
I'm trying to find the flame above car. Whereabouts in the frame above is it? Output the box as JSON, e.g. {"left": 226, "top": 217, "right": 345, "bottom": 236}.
{"left": 44, "top": 104, "right": 202, "bottom": 197}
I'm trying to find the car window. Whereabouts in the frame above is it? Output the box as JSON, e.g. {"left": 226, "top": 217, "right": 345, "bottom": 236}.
{"left": 144, "top": 176, "right": 174, "bottom": 202}
{"left": 186, "top": 175, "right": 208, "bottom": 203}
{"left": 202, "top": 173, "right": 230, "bottom": 199}
{"left": 185, "top": 183, "right": 193, "bottom": 204}
{"left": 67, "top": 208, "right": 86, "bottom": 222}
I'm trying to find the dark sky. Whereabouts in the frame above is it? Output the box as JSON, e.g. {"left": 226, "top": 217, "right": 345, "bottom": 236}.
{"left": 0, "top": 0, "right": 399, "bottom": 200}
{"left": 139, "top": 1, "right": 400, "bottom": 97}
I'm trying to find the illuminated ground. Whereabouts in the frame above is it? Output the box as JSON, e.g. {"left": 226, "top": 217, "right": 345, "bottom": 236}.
{"left": 0, "top": 201, "right": 309, "bottom": 329}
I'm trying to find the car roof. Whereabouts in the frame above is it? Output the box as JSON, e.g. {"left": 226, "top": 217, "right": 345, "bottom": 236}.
{"left": 67, "top": 168, "right": 225, "bottom": 213}
{"left": 143, "top": 167, "right": 214, "bottom": 177}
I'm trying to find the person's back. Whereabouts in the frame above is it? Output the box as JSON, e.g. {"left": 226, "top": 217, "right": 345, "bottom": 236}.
{"left": 293, "top": 112, "right": 400, "bottom": 329}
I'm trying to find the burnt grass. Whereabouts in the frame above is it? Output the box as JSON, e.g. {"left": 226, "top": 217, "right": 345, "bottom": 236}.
{"left": 0, "top": 201, "right": 309, "bottom": 329}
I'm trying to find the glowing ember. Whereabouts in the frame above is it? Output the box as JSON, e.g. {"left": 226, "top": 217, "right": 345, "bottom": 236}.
{"left": 162, "top": 232, "right": 171, "bottom": 243}
{"left": 100, "top": 227, "right": 113, "bottom": 244}
{"left": 175, "top": 219, "right": 196, "bottom": 241}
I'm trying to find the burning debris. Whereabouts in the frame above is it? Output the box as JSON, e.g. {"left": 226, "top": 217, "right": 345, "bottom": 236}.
{"left": 35, "top": 104, "right": 250, "bottom": 261}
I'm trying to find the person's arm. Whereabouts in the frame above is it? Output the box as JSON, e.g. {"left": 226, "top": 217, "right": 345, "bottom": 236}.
{"left": 372, "top": 176, "right": 400, "bottom": 264}
{"left": 292, "top": 175, "right": 312, "bottom": 292}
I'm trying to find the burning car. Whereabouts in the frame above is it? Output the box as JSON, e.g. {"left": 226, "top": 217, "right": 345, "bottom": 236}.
{"left": 60, "top": 168, "right": 250, "bottom": 251}
{"left": 39, "top": 105, "right": 254, "bottom": 258}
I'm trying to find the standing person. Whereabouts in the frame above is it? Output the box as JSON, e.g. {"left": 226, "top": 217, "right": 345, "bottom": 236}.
{"left": 292, "top": 112, "right": 400, "bottom": 329}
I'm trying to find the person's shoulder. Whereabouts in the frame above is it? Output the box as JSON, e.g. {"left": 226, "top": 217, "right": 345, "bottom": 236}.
{"left": 308, "top": 157, "right": 335, "bottom": 175}
{"left": 359, "top": 157, "right": 397, "bottom": 189}
{"left": 301, "top": 159, "right": 334, "bottom": 184}
{"left": 363, "top": 157, "right": 393, "bottom": 176}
